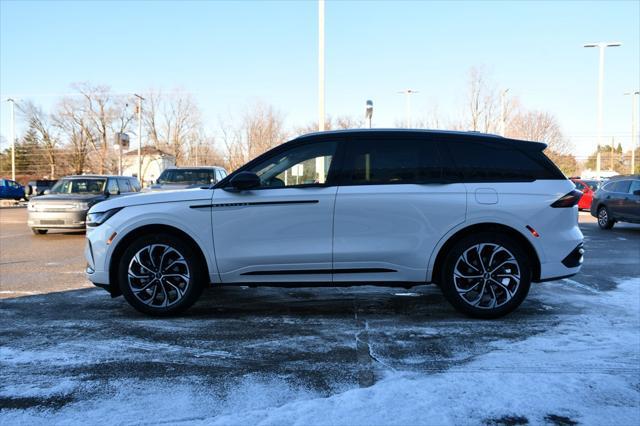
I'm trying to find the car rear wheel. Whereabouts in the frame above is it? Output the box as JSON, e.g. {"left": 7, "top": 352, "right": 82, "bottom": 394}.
{"left": 31, "top": 228, "right": 48, "bottom": 235}
{"left": 597, "top": 206, "right": 614, "bottom": 230}
{"left": 439, "top": 232, "right": 531, "bottom": 319}
{"left": 118, "top": 234, "right": 205, "bottom": 316}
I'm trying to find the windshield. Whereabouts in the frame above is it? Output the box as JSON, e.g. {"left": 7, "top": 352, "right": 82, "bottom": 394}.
{"left": 50, "top": 178, "right": 106, "bottom": 194}
{"left": 157, "top": 169, "right": 215, "bottom": 185}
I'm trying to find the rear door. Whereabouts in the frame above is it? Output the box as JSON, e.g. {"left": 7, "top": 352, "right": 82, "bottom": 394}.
{"left": 622, "top": 179, "right": 640, "bottom": 220}
{"left": 608, "top": 180, "right": 631, "bottom": 217}
{"left": 332, "top": 134, "right": 466, "bottom": 283}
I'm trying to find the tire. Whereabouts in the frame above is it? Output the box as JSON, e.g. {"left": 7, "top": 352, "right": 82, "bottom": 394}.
{"left": 439, "top": 232, "right": 532, "bottom": 319}
{"left": 118, "top": 233, "right": 205, "bottom": 316}
{"left": 32, "top": 228, "right": 48, "bottom": 235}
{"left": 597, "top": 205, "right": 614, "bottom": 230}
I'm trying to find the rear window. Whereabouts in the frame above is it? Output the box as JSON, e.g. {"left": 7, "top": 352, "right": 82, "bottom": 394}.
{"left": 157, "top": 169, "right": 215, "bottom": 185}
{"left": 439, "top": 137, "right": 564, "bottom": 182}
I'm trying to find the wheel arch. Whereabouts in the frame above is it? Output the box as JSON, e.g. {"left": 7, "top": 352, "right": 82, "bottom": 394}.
{"left": 108, "top": 224, "right": 211, "bottom": 297}
{"left": 429, "top": 222, "right": 542, "bottom": 284}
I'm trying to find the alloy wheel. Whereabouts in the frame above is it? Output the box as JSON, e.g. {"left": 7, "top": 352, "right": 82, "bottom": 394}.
{"left": 598, "top": 208, "right": 608, "bottom": 227}
{"left": 452, "top": 243, "right": 521, "bottom": 310}
{"left": 127, "top": 244, "right": 190, "bottom": 308}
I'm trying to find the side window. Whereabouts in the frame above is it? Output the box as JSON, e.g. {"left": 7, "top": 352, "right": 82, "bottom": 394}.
{"left": 341, "top": 137, "right": 442, "bottom": 185}
{"left": 629, "top": 180, "right": 640, "bottom": 195}
{"left": 612, "top": 180, "right": 631, "bottom": 193}
{"left": 130, "top": 179, "right": 141, "bottom": 192}
{"left": 249, "top": 141, "right": 337, "bottom": 188}
{"left": 107, "top": 179, "right": 120, "bottom": 194}
{"left": 117, "top": 178, "right": 133, "bottom": 193}
{"left": 441, "top": 138, "right": 560, "bottom": 181}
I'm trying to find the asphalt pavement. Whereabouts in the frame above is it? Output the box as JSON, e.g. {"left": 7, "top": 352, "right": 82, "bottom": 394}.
{"left": 1, "top": 207, "right": 639, "bottom": 425}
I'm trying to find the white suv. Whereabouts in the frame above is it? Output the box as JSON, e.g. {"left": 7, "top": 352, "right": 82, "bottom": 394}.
{"left": 85, "top": 130, "right": 584, "bottom": 318}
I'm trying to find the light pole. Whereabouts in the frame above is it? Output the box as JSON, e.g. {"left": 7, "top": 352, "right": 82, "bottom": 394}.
{"left": 583, "top": 42, "right": 622, "bottom": 177}
{"left": 365, "top": 100, "right": 373, "bottom": 128}
{"left": 134, "top": 94, "right": 144, "bottom": 182}
{"left": 318, "top": 0, "right": 325, "bottom": 132}
{"left": 624, "top": 90, "right": 639, "bottom": 174}
{"left": 500, "top": 88, "right": 510, "bottom": 136}
{"left": 398, "top": 89, "right": 418, "bottom": 127}
{"left": 6, "top": 98, "right": 16, "bottom": 181}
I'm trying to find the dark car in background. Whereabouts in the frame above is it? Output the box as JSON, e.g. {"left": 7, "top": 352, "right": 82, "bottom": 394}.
{"left": 0, "top": 178, "right": 25, "bottom": 200}
{"left": 570, "top": 178, "right": 599, "bottom": 210}
{"left": 25, "top": 179, "right": 57, "bottom": 199}
{"left": 146, "top": 166, "right": 227, "bottom": 191}
{"left": 590, "top": 175, "right": 640, "bottom": 229}
{"left": 27, "top": 175, "right": 141, "bottom": 234}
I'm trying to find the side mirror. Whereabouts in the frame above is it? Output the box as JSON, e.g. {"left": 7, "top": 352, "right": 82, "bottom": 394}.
{"left": 228, "top": 171, "right": 260, "bottom": 191}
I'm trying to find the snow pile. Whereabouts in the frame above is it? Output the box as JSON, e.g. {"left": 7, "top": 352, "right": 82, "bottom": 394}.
{"left": 1, "top": 278, "right": 638, "bottom": 425}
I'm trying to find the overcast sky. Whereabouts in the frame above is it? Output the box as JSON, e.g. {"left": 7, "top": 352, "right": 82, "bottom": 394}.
{"left": 1, "top": 0, "right": 638, "bottom": 158}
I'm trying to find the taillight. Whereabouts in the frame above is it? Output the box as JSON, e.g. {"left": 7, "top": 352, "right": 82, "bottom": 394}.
{"left": 551, "top": 189, "right": 582, "bottom": 208}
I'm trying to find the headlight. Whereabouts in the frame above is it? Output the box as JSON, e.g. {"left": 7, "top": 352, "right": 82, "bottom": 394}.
{"left": 86, "top": 208, "right": 123, "bottom": 227}
{"left": 73, "top": 202, "right": 91, "bottom": 210}
{"left": 27, "top": 202, "right": 37, "bottom": 211}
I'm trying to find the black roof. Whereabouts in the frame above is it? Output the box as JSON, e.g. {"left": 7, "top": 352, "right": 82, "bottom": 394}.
{"left": 293, "top": 129, "right": 547, "bottom": 150}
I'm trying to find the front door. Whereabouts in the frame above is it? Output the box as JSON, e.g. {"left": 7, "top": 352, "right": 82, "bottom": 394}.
{"left": 212, "top": 140, "right": 339, "bottom": 283}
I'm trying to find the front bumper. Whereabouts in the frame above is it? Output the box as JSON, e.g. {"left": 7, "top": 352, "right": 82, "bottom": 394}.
{"left": 28, "top": 210, "right": 88, "bottom": 229}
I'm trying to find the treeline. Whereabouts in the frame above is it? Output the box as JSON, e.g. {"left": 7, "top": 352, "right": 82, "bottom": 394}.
{"left": 3, "top": 68, "right": 626, "bottom": 181}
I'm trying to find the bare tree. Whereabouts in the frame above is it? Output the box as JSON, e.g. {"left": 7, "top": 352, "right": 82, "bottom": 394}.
{"left": 53, "top": 97, "right": 93, "bottom": 175}
{"left": 220, "top": 103, "right": 286, "bottom": 171}
{"left": 18, "top": 101, "right": 59, "bottom": 177}
{"left": 293, "top": 114, "right": 364, "bottom": 137}
{"left": 508, "top": 109, "right": 572, "bottom": 154}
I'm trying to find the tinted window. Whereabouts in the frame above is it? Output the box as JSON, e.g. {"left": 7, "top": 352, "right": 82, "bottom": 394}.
{"left": 440, "top": 138, "right": 563, "bottom": 181}
{"left": 129, "top": 178, "right": 141, "bottom": 192}
{"left": 611, "top": 180, "right": 631, "bottom": 193}
{"left": 118, "top": 178, "right": 133, "bottom": 192}
{"left": 341, "top": 137, "right": 442, "bottom": 185}
{"left": 157, "top": 169, "right": 215, "bottom": 185}
{"left": 574, "top": 181, "right": 585, "bottom": 190}
{"left": 249, "top": 141, "right": 337, "bottom": 188}
{"left": 629, "top": 180, "right": 640, "bottom": 194}
{"left": 107, "top": 179, "right": 119, "bottom": 194}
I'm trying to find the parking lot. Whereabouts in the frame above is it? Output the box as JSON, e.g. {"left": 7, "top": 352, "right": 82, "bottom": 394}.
{"left": 1, "top": 207, "right": 639, "bottom": 425}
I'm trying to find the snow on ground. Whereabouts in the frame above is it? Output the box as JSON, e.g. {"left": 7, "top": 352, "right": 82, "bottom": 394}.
{"left": 2, "top": 277, "right": 638, "bottom": 425}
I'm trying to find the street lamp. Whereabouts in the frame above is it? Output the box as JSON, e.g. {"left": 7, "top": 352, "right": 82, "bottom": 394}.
{"left": 624, "top": 90, "right": 639, "bottom": 174}
{"left": 398, "top": 89, "right": 418, "bottom": 127}
{"left": 318, "top": 0, "right": 325, "bottom": 132}
{"left": 5, "top": 98, "right": 16, "bottom": 181}
{"left": 365, "top": 100, "right": 373, "bottom": 128}
{"left": 583, "top": 41, "right": 622, "bottom": 177}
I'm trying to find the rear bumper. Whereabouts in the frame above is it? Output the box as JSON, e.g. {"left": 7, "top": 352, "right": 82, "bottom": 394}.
{"left": 537, "top": 242, "right": 584, "bottom": 282}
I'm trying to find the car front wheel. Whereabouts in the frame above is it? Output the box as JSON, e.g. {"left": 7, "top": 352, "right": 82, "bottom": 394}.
{"left": 597, "top": 206, "right": 614, "bottom": 230}
{"left": 118, "top": 234, "right": 205, "bottom": 316}
{"left": 439, "top": 232, "right": 531, "bottom": 319}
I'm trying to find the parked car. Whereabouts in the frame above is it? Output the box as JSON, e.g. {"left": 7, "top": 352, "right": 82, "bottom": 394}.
{"left": 590, "top": 175, "right": 640, "bottom": 229}
{"left": 25, "top": 179, "right": 57, "bottom": 199}
{"left": 27, "top": 175, "right": 141, "bottom": 235}
{"left": 85, "top": 129, "right": 584, "bottom": 319}
{"left": 570, "top": 178, "right": 599, "bottom": 210}
{"left": 0, "top": 178, "right": 25, "bottom": 200}
{"left": 146, "top": 166, "right": 227, "bottom": 191}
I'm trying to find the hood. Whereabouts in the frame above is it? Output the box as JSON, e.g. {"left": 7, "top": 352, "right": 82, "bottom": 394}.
{"left": 89, "top": 187, "right": 212, "bottom": 213}
{"left": 147, "top": 183, "right": 207, "bottom": 191}
{"left": 31, "top": 193, "right": 106, "bottom": 203}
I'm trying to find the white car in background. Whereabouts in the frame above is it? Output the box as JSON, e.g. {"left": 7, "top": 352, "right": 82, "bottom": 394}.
{"left": 85, "top": 129, "right": 584, "bottom": 318}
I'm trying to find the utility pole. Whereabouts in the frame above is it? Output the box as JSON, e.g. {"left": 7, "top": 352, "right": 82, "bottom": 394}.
{"left": 134, "top": 94, "right": 144, "bottom": 183}
{"left": 398, "top": 89, "right": 418, "bottom": 127}
{"left": 318, "top": 0, "right": 325, "bottom": 132}
{"left": 501, "top": 88, "right": 510, "bottom": 136}
{"left": 624, "top": 91, "right": 639, "bottom": 174}
{"left": 6, "top": 98, "right": 16, "bottom": 181}
{"left": 610, "top": 137, "right": 614, "bottom": 171}
{"left": 583, "top": 42, "right": 622, "bottom": 178}
{"left": 316, "top": 0, "right": 326, "bottom": 183}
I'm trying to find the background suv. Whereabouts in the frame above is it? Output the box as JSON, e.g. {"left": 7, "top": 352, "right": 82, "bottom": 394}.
{"left": 85, "top": 130, "right": 583, "bottom": 318}
{"left": 590, "top": 175, "right": 640, "bottom": 229}
{"left": 146, "top": 166, "right": 227, "bottom": 191}
{"left": 28, "top": 175, "right": 141, "bottom": 234}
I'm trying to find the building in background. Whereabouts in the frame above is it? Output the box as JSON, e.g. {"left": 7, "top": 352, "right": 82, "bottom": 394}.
{"left": 122, "top": 147, "right": 175, "bottom": 186}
